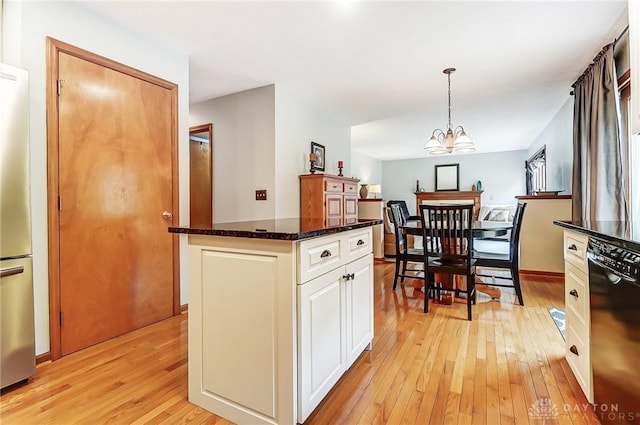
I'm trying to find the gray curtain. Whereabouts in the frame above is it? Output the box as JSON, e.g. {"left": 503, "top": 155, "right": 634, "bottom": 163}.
{"left": 572, "top": 44, "right": 629, "bottom": 222}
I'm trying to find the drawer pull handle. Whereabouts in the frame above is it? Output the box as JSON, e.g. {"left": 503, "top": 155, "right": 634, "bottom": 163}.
{"left": 569, "top": 289, "right": 579, "bottom": 298}
{"left": 568, "top": 244, "right": 578, "bottom": 251}
{"left": 320, "top": 250, "right": 332, "bottom": 258}
{"left": 357, "top": 239, "right": 365, "bottom": 246}
{"left": 1, "top": 266, "right": 24, "bottom": 278}
{"left": 343, "top": 273, "right": 355, "bottom": 281}
{"left": 569, "top": 345, "right": 579, "bottom": 356}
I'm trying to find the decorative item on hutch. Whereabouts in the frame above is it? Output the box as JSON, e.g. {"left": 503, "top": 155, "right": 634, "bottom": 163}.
{"left": 309, "top": 152, "right": 316, "bottom": 174}
{"left": 310, "top": 142, "right": 325, "bottom": 171}
{"left": 338, "top": 160, "right": 343, "bottom": 176}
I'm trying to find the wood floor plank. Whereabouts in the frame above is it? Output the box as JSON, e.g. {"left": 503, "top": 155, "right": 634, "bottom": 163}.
{"left": 0, "top": 263, "right": 600, "bottom": 425}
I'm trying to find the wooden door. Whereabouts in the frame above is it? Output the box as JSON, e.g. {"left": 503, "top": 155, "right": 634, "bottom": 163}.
{"left": 189, "top": 124, "right": 213, "bottom": 226}
{"left": 49, "top": 41, "right": 178, "bottom": 357}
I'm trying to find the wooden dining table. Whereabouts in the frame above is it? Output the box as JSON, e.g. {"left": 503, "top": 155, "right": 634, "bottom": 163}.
{"left": 401, "top": 219, "right": 513, "bottom": 239}
{"left": 400, "top": 220, "right": 514, "bottom": 301}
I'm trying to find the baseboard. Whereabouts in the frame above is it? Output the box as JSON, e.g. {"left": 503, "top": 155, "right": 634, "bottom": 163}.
{"left": 180, "top": 303, "right": 188, "bottom": 313}
{"left": 36, "top": 352, "right": 51, "bottom": 365}
{"left": 520, "top": 269, "right": 565, "bottom": 283}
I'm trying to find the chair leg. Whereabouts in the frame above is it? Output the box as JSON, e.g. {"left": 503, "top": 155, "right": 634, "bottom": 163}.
{"left": 424, "top": 270, "right": 431, "bottom": 314}
{"left": 400, "top": 259, "right": 408, "bottom": 282}
{"left": 393, "top": 258, "right": 401, "bottom": 290}
{"left": 512, "top": 265, "right": 524, "bottom": 306}
{"left": 466, "top": 273, "right": 474, "bottom": 321}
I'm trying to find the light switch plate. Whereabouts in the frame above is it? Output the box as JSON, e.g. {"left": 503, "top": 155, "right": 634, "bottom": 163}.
{"left": 256, "top": 190, "right": 267, "bottom": 201}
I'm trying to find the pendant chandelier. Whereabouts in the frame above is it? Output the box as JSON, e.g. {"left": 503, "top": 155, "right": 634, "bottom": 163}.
{"left": 425, "top": 68, "right": 476, "bottom": 155}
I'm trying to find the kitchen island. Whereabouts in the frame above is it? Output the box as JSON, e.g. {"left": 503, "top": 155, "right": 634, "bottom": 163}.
{"left": 169, "top": 218, "right": 381, "bottom": 425}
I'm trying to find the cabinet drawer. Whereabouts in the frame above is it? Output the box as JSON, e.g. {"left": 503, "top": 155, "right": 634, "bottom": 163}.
{"left": 325, "top": 178, "right": 344, "bottom": 193}
{"left": 344, "top": 182, "right": 358, "bottom": 194}
{"left": 566, "top": 323, "right": 593, "bottom": 402}
{"left": 564, "top": 231, "right": 588, "bottom": 270}
{"left": 565, "top": 262, "right": 589, "bottom": 328}
{"left": 298, "top": 235, "right": 343, "bottom": 284}
{"left": 345, "top": 229, "right": 371, "bottom": 261}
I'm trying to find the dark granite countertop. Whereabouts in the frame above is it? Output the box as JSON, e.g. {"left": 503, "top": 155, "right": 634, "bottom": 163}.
{"left": 169, "top": 218, "right": 382, "bottom": 241}
{"left": 553, "top": 220, "right": 640, "bottom": 252}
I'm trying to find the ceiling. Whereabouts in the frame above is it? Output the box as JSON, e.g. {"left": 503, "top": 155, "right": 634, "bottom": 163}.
{"left": 80, "top": 0, "right": 628, "bottom": 160}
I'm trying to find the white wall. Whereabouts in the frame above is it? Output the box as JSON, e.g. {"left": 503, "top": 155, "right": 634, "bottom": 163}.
{"left": 190, "top": 85, "right": 351, "bottom": 221}
{"left": 352, "top": 150, "right": 382, "bottom": 194}
{"left": 274, "top": 87, "right": 351, "bottom": 219}
{"left": 190, "top": 85, "right": 276, "bottom": 223}
{"left": 382, "top": 150, "right": 527, "bottom": 211}
{"left": 527, "top": 98, "right": 573, "bottom": 194}
{"left": 3, "top": 0, "right": 190, "bottom": 356}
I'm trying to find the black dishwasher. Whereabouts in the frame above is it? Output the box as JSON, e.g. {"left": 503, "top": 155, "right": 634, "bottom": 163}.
{"left": 588, "top": 237, "right": 640, "bottom": 423}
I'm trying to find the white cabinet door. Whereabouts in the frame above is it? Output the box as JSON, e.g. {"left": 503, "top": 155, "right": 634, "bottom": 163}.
{"left": 345, "top": 254, "right": 374, "bottom": 368}
{"left": 297, "top": 267, "right": 346, "bottom": 422}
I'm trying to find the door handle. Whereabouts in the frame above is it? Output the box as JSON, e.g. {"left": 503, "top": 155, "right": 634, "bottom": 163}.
{"left": 162, "top": 211, "right": 173, "bottom": 220}
{"left": 1, "top": 266, "right": 25, "bottom": 278}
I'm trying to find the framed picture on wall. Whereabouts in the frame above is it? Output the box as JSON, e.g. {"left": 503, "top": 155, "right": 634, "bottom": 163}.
{"left": 311, "top": 142, "right": 325, "bottom": 171}
{"left": 435, "top": 163, "right": 460, "bottom": 191}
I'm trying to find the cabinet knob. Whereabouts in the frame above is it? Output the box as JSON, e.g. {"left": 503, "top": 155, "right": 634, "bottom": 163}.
{"left": 568, "top": 244, "right": 578, "bottom": 251}
{"left": 350, "top": 273, "right": 355, "bottom": 280}
{"left": 569, "top": 289, "right": 579, "bottom": 298}
{"left": 162, "top": 211, "right": 173, "bottom": 220}
{"left": 357, "top": 239, "right": 365, "bottom": 246}
{"left": 343, "top": 274, "right": 350, "bottom": 281}
{"left": 320, "top": 250, "right": 332, "bottom": 258}
{"left": 569, "top": 345, "right": 579, "bottom": 356}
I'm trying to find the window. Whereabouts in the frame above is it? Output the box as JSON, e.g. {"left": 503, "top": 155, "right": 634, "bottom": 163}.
{"left": 525, "top": 146, "right": 546, "bottom": 195}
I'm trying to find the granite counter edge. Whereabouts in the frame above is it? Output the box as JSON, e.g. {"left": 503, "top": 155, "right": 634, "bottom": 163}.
{"left": 168, "top": 219, "right": 383, "bottom": 241}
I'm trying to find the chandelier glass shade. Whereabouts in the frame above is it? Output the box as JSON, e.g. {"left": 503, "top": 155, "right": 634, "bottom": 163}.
{"left": 425, "top": 68, "right": 476, "bottom": 155}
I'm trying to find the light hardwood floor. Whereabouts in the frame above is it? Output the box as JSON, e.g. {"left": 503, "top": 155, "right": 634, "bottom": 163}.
{"left": 0, "top": 262, "right": 601, "bottom": 425}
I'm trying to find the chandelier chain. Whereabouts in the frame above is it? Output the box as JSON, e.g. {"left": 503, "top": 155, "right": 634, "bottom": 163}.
{"left": 447, "top": 71, "right": 452, "bottom": 130}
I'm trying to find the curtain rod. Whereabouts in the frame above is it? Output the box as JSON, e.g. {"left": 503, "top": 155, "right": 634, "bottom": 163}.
{"left": 614, "top": 25, "right": 629, "bottom": 46}
{"left": 569, "top": 25, "right": 629, "bottom": 95}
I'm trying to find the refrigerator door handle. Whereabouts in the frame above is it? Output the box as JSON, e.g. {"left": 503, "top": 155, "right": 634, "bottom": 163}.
{"left": 0, "top": 266, "right": 25, "bottom": 278}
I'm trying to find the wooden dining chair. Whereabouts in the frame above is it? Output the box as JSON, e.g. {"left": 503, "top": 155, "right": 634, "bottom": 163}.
{"left": 386, "top": 200, "right": 420, "bottom": 223}
{"left": 473, "top": 202, "right": 527, "bottom": 305}
{"left": 389, "top": 203, "right": 424, "bottom": 290}
{"left": 419, "top": 204, "right": 477, "bottom": 320}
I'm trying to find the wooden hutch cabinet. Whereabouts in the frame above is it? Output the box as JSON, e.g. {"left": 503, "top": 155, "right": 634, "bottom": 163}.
{"left": 300, "top": 174, "right": 359, "bottom": 227}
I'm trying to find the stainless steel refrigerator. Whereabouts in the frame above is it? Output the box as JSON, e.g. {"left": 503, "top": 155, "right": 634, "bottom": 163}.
{"left": 1, "top": 62, "right": 36, "bottom": 388}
